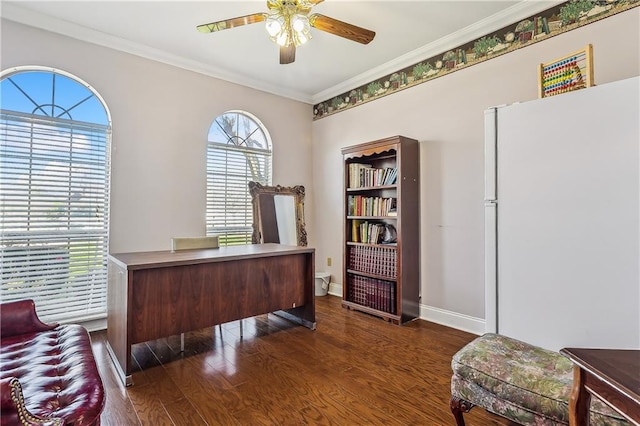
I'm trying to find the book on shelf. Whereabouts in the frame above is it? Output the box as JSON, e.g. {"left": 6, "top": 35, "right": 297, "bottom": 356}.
{"left": 386, "top": 168, "right": 398, "bottom": 185}
{"left": 351, "top": 276, "right": 395, "bottom": 314}
{"left": 348, "top": 195, "right": 397, "bottom": 216}
{"left": 348, "top": 244, "right": 398, "bottom": 279}
{"left": 351, "top": 219, "right": 363, "bottom": 243}
{"left": 348, "top": 164, "right": 398, "bottom": 188}
{"left": 350, "top": 220, "right": 385, "bottom": 244}
{"left": 387, "top": 198, "right": 397, "bottom": 216}
{"left": 368, "top": 222, "right": 385, "bottom": 244}
{"left": 348, "top": 163, "right": 372, "bottom": 188}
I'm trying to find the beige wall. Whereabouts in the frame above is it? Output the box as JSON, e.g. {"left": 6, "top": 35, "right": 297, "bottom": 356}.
{"left": 311, "top": 9, "right": 640, "bottom": 328}
{"left": 1, "top": 20, "right": 314, "bottom": 254}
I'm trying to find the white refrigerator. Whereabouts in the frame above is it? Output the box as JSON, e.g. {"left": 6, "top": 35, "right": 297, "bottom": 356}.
{"left": 484, "top": 76, "right": 640, "bottom": 352}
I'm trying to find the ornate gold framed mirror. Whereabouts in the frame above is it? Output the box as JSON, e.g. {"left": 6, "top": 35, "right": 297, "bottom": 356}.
{"left": 249, "top": 182, "right": 307, "bottom": 247}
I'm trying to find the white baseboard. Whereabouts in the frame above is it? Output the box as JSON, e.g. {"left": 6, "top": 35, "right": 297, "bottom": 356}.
{"left": 325, "top": 283, "right": 485, "bottom": 335}
{"left": 328, "top": 282, "right": 342, "bottom": 297}
{"left": 419, "top": 304, "right": 485, "bottom": 335}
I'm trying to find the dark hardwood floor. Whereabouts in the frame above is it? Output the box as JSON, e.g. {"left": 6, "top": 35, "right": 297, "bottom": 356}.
{"left": 92, "top": 295, "right": 513, "bottom": 425}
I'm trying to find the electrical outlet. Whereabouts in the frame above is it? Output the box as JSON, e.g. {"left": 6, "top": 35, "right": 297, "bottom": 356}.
{"left": 327, "top": 257, "right": 332, "bottom": 266}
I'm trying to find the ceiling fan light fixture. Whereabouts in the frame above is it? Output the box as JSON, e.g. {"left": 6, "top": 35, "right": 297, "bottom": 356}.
{"left": 291, "top": 14, "right": 312, "bottom": 46}
{"left": 275, "top": 31, "right": 289, "bottom": 47}
{"left": 291, "top": 14, "right": 308, "bottom": 33}
{"left": 265, "top": 9, "right": 311, "bottom": 48}
{"left": 265, "top": 13, "right": 284, "bottom": 37}
{"left": 265, "top": 12, "right": 290, "bottom": 46}
{"left": 198, "top": 0, "right": 375, "bottom": 64}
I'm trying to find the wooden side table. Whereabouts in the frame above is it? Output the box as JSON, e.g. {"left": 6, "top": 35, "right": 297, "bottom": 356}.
{"left": 560, "top": 348, "right": 640, "bottom": 425}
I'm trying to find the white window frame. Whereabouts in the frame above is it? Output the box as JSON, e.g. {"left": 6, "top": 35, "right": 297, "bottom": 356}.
{"left": 206, "top": 110, "right": 272, "bottom": 245}
{"left": 0, "top": 66, "right": 111, "bottom": 324}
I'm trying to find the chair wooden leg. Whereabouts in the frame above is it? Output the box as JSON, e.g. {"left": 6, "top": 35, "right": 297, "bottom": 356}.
{"left": 450, "top": 396, "right": 475, "bottom": 426}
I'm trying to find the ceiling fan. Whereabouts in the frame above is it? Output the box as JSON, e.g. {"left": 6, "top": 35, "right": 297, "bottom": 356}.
{"left": 197, "top": 0, "right": 376, "bottom": 65}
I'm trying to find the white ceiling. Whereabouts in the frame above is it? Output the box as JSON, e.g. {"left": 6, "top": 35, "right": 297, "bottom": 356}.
{"left": 2, "top": 1, "right": 563, "bottom": 104}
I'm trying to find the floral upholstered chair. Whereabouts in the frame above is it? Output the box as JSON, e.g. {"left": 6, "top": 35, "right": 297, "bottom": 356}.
{"left": 450, "top": 333, "right": 629, "bottom": 425}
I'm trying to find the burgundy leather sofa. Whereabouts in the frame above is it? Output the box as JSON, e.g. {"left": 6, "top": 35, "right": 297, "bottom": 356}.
{"left": 0, "top": 299, "right": 105, "bottom": 425}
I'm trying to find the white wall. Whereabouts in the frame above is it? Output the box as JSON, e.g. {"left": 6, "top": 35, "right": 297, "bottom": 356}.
{"left": 1, "top": 19, "right": 314, "bottom": 254}
{"left": 311, "top": 9, "right": 640, "bottom": 331}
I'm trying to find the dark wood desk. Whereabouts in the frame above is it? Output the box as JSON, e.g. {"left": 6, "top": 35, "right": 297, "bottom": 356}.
{"left": 560, "top": 348, "right": 640, "bottom": 426}
{"left": 106, "top": 244, "right": 315, "bottom": 385}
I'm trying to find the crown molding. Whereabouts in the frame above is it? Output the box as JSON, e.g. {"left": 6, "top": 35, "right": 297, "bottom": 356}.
{"left": 3, "top": 1, "right": 566, "bottom": 106}
{"left": 311, "top": 0, "right": 566, "bottom": 104}
{"left": 1, "top": 2, "right": 314, "bottom": 104}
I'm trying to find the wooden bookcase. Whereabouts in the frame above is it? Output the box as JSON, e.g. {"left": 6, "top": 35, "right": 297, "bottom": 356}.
{"left": 341, "top": 135, "right": 420, "bottom": 324}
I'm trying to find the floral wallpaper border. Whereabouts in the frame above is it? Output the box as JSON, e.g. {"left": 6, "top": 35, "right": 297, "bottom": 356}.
{"left": 312, "top": 0, "right": 639, "bottom": 120}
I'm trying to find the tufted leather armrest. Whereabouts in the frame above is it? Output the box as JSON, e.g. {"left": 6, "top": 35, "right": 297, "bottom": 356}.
{"left": 1, "top": 377, "right": 65, "bottom": 426}
{"left": 0, "top": 299, "right": 57, "bottom": 338}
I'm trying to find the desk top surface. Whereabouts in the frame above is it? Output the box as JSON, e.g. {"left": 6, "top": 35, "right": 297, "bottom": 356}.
{"left": 560, "top": 348, "right": 640, "bottom": 400}
{"left": 109, "top": 243, "right": 315, "bottom": 270}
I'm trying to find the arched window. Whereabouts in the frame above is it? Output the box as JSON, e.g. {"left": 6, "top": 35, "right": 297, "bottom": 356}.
{"left": 206, "top": 111, "right": 272, "bottom": 245}
{"left": 0, "top": 67, "right": 111, "bottom": 323}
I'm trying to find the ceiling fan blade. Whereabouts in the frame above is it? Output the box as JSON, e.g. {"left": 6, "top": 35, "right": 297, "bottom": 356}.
{"left": 309, "top": 13, "right": 375, "bottom": 44}
{"left": 197, "top": 13, "right": 267, "bottom": 33}
{"left": 280, "top": 45, "right": 296, "bottom": 64}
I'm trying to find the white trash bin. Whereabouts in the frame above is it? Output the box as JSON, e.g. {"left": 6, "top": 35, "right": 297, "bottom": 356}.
{"left": 314, "top": 272, "right": 331, "bottom": 296}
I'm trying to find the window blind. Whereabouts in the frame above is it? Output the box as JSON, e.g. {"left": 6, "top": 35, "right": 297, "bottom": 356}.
{"left": 0, "top": 111, "right": 111, "bottom": 323}
{"left": 206, "top": 141, "right": 271, "bottom": 245}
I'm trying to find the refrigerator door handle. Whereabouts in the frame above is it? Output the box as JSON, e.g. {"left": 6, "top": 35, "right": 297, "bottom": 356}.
{"left": 484, "top": 108, "right": 498, "bottom": 201}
